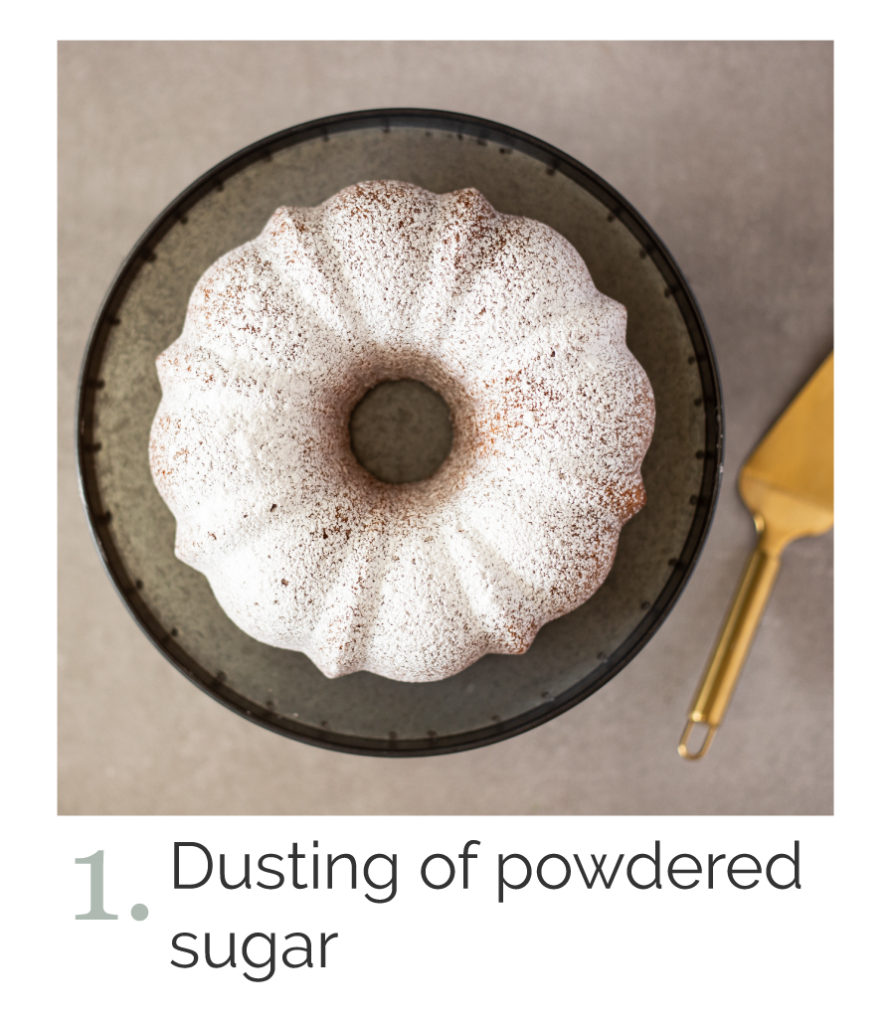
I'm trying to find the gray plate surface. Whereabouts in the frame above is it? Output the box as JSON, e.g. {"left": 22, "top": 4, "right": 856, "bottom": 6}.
{"left": 78, "top": 110, "right": 721, "bottom": 755}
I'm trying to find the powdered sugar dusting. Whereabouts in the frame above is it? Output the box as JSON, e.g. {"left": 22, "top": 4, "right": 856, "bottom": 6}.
{"left": 149, "top": 181, "right": 655, "bottom": 682}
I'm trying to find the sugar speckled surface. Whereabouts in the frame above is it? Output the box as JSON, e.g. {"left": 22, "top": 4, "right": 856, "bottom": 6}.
{"left": 150, "top": 182, "right": 652, "bottom": 682}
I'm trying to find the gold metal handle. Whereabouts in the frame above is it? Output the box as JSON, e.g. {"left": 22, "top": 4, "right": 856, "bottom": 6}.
{"left": 678, "top": 537, "right": 781, "bottom": 759}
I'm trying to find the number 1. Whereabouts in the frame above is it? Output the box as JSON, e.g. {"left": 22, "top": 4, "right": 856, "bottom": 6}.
{"left": 75, "top": 850, "right": 118, "bottom": 920}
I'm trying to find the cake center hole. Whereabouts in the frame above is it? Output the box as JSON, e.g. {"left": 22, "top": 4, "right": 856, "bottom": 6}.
{"left": 349, "top": 379, "right": 453, "bottom": 484}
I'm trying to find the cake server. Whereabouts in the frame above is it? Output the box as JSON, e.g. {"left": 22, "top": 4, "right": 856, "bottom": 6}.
{"left": 678, "top": 351, "right": 833, "bottom": 759}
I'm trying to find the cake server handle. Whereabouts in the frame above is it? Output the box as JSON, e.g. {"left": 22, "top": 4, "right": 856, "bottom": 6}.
{"left": 677, "top": 529, "right": 781, "bottom": 759}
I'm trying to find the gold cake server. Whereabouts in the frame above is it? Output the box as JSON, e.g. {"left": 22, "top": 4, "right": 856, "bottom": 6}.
{"left": 678, "top": 352, "right": 834, "bottom": 760}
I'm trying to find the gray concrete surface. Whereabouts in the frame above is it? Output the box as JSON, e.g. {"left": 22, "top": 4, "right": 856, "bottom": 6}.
{"left": 58, "top": 41, "right": 833, "bottom": 814}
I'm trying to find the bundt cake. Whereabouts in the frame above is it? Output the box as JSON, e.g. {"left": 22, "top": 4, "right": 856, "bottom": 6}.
{"left": 149, "top": 180, "right": 655, "bottom": 683}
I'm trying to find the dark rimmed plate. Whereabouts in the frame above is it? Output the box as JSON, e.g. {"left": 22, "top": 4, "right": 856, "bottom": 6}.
{"left": 77, "top": 108, "right": 722, "bottom": 756}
